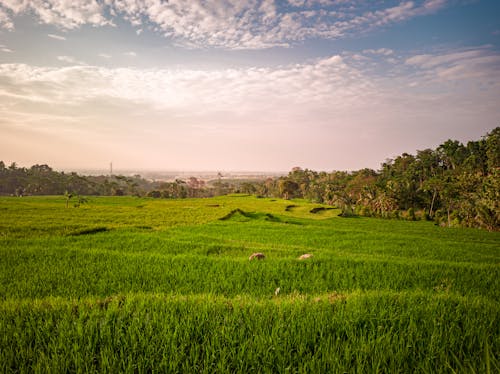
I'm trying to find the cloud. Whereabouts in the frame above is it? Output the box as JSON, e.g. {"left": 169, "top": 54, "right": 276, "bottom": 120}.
{"left": 48, "top": 33, "right": 66, "bottom": 41}
{"left": 0, "top": 57, "right": 364, "bottom": 170}
{"left": 0, "top": 48, "right": 500, "bottom": 118}
{"left": 363, "top": 48, "right": 394, "bottom": 56}
{"left": 0, "top": 0, "right": 449, "bottom": 49}
{"left": 0, "top": 44, "right": 13, "bottom": 53}
{"left": 407, "top": 49, "right": 486, "bottom": 68}
{"left": 0, "top": 0, "right": 110, "bottom": 30}
{"left": 1, "top": 45, "right": 498, "bottom": 170}
{"left": 98, "top": 53, "right": 112, "bottom": 59}
{"left": 0, "top": 56, "right": 373, "bottom": 169}
{"left": 57, "top": 55, "right": 85, "bottom": 65}
{"left": 0, "top": 55, "right": 371, "bottom": 113}
{"left": 336, "top": 0, "right": 447, "bottom": 36}
{"left": 422, "top": 0, "right": 447, "bottom": 12}
{"left": 123, "top": 51, "right": 137, "bottom": 57}
{"left": 0, "top": 6, "right": 14, "bottom": 30}
{"left": 405, "top": 47, "right": 500, "bottom": 83}
{"left": 119, "top": 0, "right": 449, "bottom": 49}
{"left": 287, "top": 0, "right": 352, "bottom": 7}
{"left": 2, "top": 46, "right": 497, "bottom": 120}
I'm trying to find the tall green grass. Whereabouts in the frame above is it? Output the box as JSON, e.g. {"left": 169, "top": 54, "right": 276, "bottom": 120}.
{"left": 1, "top": 293, "right": 497, "bottom": 373}
{"left": 0, "top": 196, "right": 498, "bottom": 372}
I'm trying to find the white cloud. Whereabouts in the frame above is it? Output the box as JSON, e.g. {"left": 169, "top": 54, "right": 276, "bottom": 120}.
{"left": 422, "top": 0, "right": 447, "bottom": 12}
{"left": 123, "top": 51, "right": 137, "bottom": 57}
{"left": 287, "top": 0, "right": 350, "bottom": 7}
{"left": 406, "top": 49, "right": 485, "bottom": 69}
{"left": 405, "top": 47, "right": 500, "bottom": 83}
{"left": 0, "top": 6, "right": 13, "bottom": 29}
{"left": 0, "top": 44, "right": 13, "bottom": 53}
{"left": 3, "top": 45, "right": 498, "bottom": 114}
{"left": 0, "top": 56, "right": 376, "bottom": 169}
{"left": 363, "top": 48, "right": 394, "bottom": 56}
{"left": 2, "top": 46, "right": 497, "bottom": 121}
{"left": 98, "top": 53, "right": 112, "bottom": 59}
{"left": 0, "top": 0, "right": 110, "bottom": 30}
{"left": 1, "top": 45, "right": 498, "bottom": 171}
{"left": 0, "top": 0, "right": 29, "bottom": 14}
{"left": 0, "top": 55, "right": 371, "bottom": 112}
{"left": 48, "top": 33, "right": 66, "bottom": 41}
{"left": 341, "top": 0, "right": 447, "bottom": 35}
{"left": 0, "top": 0, "right": 449, "bottom": 49}
{"left": 57, "top": 55, "right": 85, "bottom": 65}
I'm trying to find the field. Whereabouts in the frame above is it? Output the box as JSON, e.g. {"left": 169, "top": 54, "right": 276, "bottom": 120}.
{"left": 0, "top": 195, "right": 498, "bottom": 372}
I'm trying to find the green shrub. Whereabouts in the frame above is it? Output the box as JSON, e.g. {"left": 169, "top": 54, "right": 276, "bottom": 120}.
{"left": 358, "top": 206, "right": 372, "bottom": 217}
{"left": 407, "top": 207, "right": 416, "bottom": 221}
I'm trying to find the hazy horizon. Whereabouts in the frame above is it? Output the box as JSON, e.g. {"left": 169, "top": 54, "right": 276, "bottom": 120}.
{"left": 63, "top": 167, "right": 287, "bottom": 178}
{"left": 1, "top": 1, "right": 499, "bottom": 171}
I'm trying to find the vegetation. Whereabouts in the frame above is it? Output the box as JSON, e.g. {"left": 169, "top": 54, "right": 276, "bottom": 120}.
{"left": 266, "top": 127, "right": 500, "bottom": 230}
{"left": 1, "top": 127, "right": 498, "bottom": 230}
{"left": 0, "top": 196, "right": 498, "bottom": 372}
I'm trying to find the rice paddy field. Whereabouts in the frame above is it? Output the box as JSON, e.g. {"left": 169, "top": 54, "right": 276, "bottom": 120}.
{"left": 0, "top": 195, "right": 498, "bottom": 373}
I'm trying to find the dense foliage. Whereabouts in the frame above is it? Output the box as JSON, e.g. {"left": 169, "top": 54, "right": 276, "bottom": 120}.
{"left": 0, "top": 196, "right": 498, "bottom": 372}
{"left": 269, "top": 127, "right": 500, "bottom": 230}
{"left": 1, "top": 127, "right": 498, "bottom": 230}
{"left": 0, "top": 163, "right": 235, "bottom": 199}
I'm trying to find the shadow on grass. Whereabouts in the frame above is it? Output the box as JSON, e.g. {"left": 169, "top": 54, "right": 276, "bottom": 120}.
{"left": 69, "top": 227, "right": 109, "bottom": 236}
{"left": 219, "top": 209, "right": 302, "bottom": 225}
{"left": 310, "top": 207, "right": 336, "bottom": 214}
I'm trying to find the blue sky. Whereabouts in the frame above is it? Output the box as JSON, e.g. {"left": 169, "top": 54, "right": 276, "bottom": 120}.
{"left": 1, "top": 0, "right": 499, "bottom": 171}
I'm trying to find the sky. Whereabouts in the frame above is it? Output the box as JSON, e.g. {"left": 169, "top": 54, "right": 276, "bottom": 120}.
{"left": 0, "top": 0, "right": 499, "bottom": 172}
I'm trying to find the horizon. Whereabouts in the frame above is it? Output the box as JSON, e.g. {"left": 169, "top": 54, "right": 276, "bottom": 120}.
{"left": 1, "top": 1, "right": 499, "bottom": 171}
{"left": 65, "top": 167, "right": 287, "bottom": 178}
{"left": 2, "top": 124, "right": 496, "bottom": 174}
{"left": 2, "top": 123, "right": 497, "bottom": 174}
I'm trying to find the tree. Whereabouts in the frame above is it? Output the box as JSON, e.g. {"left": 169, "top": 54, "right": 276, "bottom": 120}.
{"left": 64, "top": 191, "right": 73, "bottom": 208}
{"left": 437, "top": 170, "right": 461, "bottom": 227}
{"left": 147, "top": 190, "right": 161, "bottom": 198}
{"left": 278, "top": 179, "right": 300, "bottom": 200}
{"left": 240, "top": 182, "right": 257, "bottom": 194}
{"left": 437, "top": 139, "right": 467, "bottom": 170}
{"left": 421, "top": 177, "right": 442, "bottom": 218}
{"left": 474, "top": 168, "right": 500, "bottom": 230}
{"left": 485, "top": 127, "right": 500, "bottom": 173}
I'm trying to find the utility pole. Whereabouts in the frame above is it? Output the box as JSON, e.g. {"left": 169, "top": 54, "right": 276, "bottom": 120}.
{"left": 217, "top": 172, "right": 223, "bottom": 195}
{"left": 110, "top": 162, "right": 113, "bottom": 176}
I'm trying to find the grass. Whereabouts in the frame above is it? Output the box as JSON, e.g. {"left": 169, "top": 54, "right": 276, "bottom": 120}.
{"left": 0, "top": 195, "right": 498, "bottom": 372}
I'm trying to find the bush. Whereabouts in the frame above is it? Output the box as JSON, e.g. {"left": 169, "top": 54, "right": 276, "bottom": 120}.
{"left": 358, "top": 206, "right": 371, "bottom": 217}
{"left": 407, "top": 208, "right": 416, "bottom": 221}
{"left": 147, "top": 190, "right": 161, "bottom": 198}
{"left": 421, "top": 210, "right": 431, "bottom": 221}
{"left": 390, "top": 210, "right": 400, "bottom": 219}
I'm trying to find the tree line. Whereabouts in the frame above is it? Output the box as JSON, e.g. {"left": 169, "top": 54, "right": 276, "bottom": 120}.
{"left": 261, "top": 127, "right": 498, "bottom": 230}
{"left": 0, "top": 163, "right": 239, "bottom": 199}
{"left": 1, "top": 127, "right": 498, "bottom": 230}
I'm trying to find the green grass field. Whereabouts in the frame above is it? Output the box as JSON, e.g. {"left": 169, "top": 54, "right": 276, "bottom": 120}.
{"left": 0, "top": 195, "right": 498, "bottom": 372}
